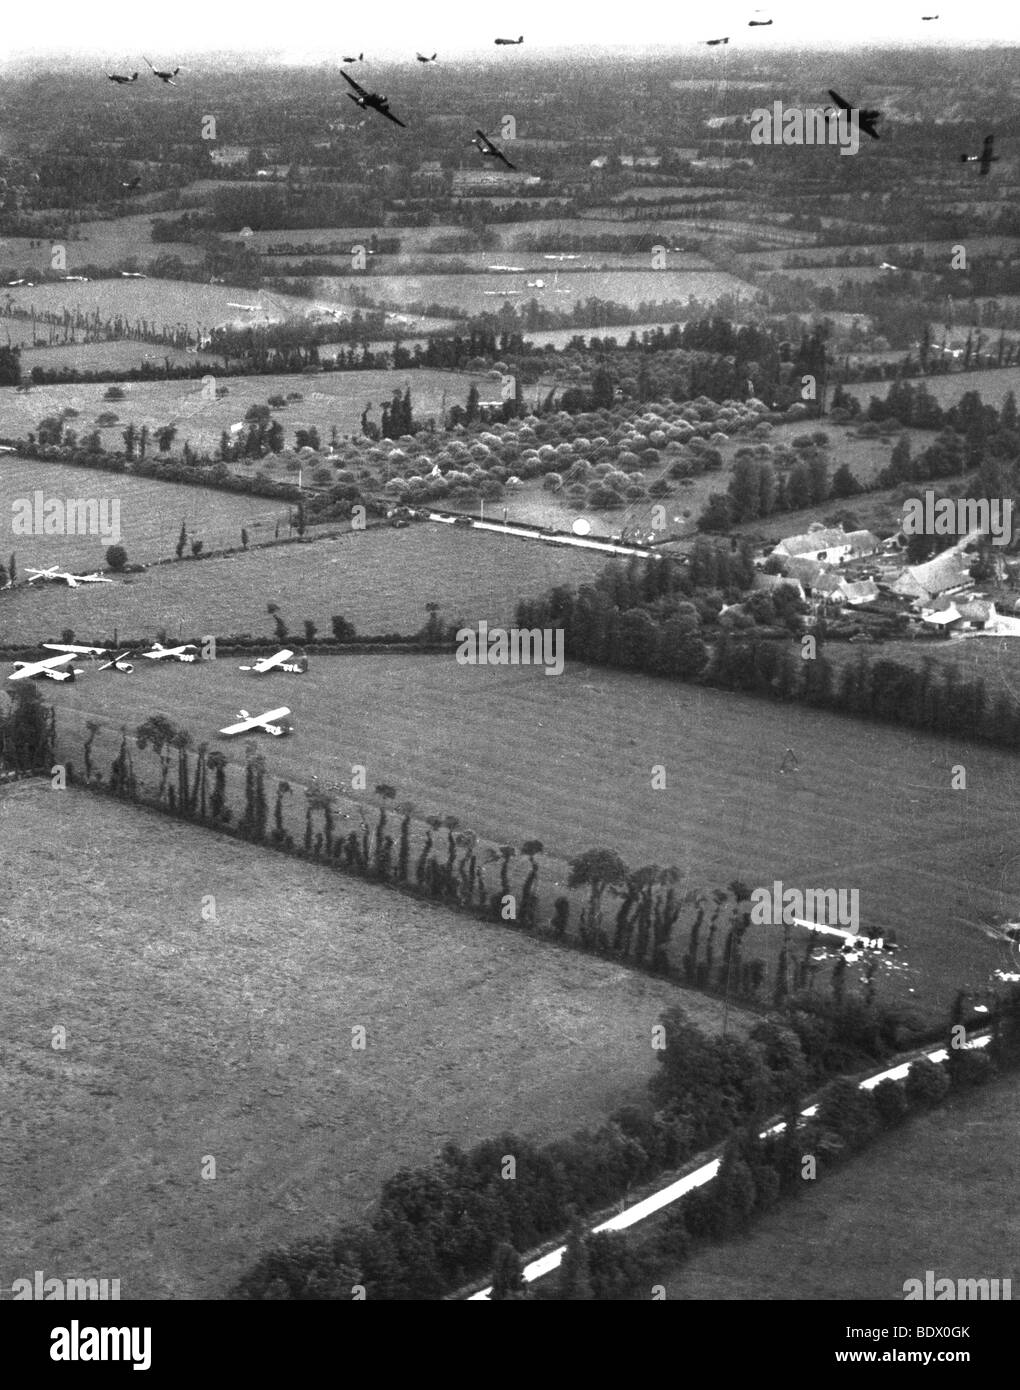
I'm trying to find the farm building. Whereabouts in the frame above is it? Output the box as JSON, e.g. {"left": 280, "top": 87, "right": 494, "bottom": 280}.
{"left": 752, "top": 570, "right": 806, "bottom": 600}
{"left": 772, "top": 526, "right": 854, "bottom": 564}
{"left": 893, "top": 549, "right": 974, "bottom": 603}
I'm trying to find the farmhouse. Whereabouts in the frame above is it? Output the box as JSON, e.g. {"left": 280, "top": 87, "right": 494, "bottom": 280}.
{"left": 772, "top": 526, "right": 853, "bottom": 564}
{"left": 892, "top": 548, "right": 974, "bottom": 603}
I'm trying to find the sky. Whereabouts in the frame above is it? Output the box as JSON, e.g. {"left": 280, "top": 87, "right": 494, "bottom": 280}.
{"left": 1, "top": 1, "right": 1018, "bottom": 63}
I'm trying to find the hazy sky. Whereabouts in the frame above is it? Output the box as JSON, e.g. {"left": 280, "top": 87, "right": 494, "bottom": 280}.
{"left": 2, "top": 1, "right": 1017, "bottom": 62}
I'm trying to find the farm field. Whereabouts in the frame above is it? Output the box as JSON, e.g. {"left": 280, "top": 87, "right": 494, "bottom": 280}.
{"left": 0, "top": 366, "right": 490, "bottom": 455}
{"left": 0, "top": 455, "right": 292, "bottom": 570}
{"left": 304, "top": 269, "right": 756, "bottom": 316}
{"left": 843, "top": 366, "right": 1020, "bottom": 413}
{"left": 0, "top": 780, "right": 717, "bottom": 1300}
{"left": 1, "top": 213, "right": 203, "bottom": 272}
{"left": 18, "top": 342, "right": 221, "bottom": 373}
{"left": 736, "top": 237, "right": 1020, "bottom": 270}
{"left": 38, "top": 651, "right": 1020, "bottom": 1021}
{"left": 0, "top": 279, "right": 362, "bottom": 338}
{"left": 657, "top": 1073, "right": 1020, "bottom": 1300}
{"left": 0, "top": 522, "right": 608, "bottom": 640}
{"left": 277, "top": 251, "right": 716, "bottom": 275}
{"left": 823, "top": 632, "right": 1020, "bottom": 708}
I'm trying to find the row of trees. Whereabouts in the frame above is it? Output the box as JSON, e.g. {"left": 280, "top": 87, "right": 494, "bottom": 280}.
{"left": 230, "top": 982, "right": 1020, "bottom": 1300}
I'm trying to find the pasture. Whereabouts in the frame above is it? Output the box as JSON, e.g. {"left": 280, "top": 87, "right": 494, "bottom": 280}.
{"left": 0, "top": 455, "right": 292, "bottom": 570}
{"left": 0, "top": 779, "right": 713, "bottom": 1299}
{"left": 842, "top": 366, "right": 1020, "bottom": 413}
{"left": 37, "top": 650, "right": 1020, "bottom": 1021}
{"left": 304, "top": 269, "right": 755, "bottom": 316}
{"left": 0, "top": 522, "right": 608, "bottom": 640}
{"left": 0, "top": 366, "right": 490, "bottom": 457}
{"left": 658, "top": 1074, "right": 1020, "bottom": 1299}
{"left": 0, "top": 278, "right": 345, "bottom": 337}
{"left": 18, "top": 342, "right": 221, "bottom": 373}
{"left": 1, "top": 212, "right": 203, "bottom": 272}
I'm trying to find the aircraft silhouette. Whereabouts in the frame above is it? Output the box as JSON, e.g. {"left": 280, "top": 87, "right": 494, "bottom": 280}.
{"left": 706, "top": 36, "right": 730, "bottom": 45}
{"left": 494, "top": 35, "right": 524, "bottom": 45}
{"left": 144, "top": 57, "right": 180, "bottom": 85}
{"left": 107, "top": 70, "right": 138, "bottom": 84}
{"left": 921, "top": 13, "right": 939, "bottom": 18}
{"left": 471, "top": 129, "right": 516, "bottom": 170}
{"left": 342, "top": 52, "right": 364, "bottom": 62}
{"left": 961, "top": 134, "right": 999, "bottom": 176}
{"left": 827, "top": 89, "right": 882, "bottom": 140}
{"left": 416, "top": 53, "right": 437, "bottom": 63}
{"left": 748, "top": 18, "right": 773, "bottom": 25}
{"left": 340, "top": 70, "right": 407, "bottom": 127}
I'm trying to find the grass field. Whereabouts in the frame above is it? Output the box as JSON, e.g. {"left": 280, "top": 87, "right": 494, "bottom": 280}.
{"left": 0, "top": 455, "right": 292, "bottom": 570}
{"left": 657, "top": 1074, "right": 1020, "bottom": 1299}
{"left": 305, "top": 269, "right": 755, "bottom": 316}
{"left": 0, "top": 522, "right": 607, "bottom": 640}
{"left": 823, "top": 632, "right": 1020, "bottom": 708}
{"left": 0, "top": 366, "right": 488, "bottom": 456}
{"left": 0, "top": 779, "right": 724, "bottom": 1299}
{"left": 843, "top": 366, "right": 1020, "bottom": 413}
{"left": 35, "top": 650, "right": 1020, "bottom": 1021}
{"left": 17, "top": 342, "right": 221, "bottom": 374}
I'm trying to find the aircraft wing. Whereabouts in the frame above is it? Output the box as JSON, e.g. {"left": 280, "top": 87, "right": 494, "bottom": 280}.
{"left": 220, "top": 715, "right": 257, "bottom": 734}
{"left": 827, "top": 90, "right": 852, "bottom": 112}
{"left": 341, "top": 70, "right": 368, "bottom": 97}
{"left": 43, "top": 643, "right": 108, "bottom": 655}
{"left": 258, "top": 708, "right": 291, "bottom": 724}
{"left": 378, "top": 105, "right": 407, "bottom": 129}
{"left": 258, "top": 649, "right": 294, "bottom": 671}
{"left": 9, "top": 653, "right": 76, "bottom": 679}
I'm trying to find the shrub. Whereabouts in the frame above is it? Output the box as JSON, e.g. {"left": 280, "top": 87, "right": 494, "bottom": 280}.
{"left": 870, "top": 1077, "right": 909, "bottom": 1127}
{"left": 904, "top": 1057, "right": 950, "bottom": 1109}
{"left": 103, "top": 386, "right": 126, "bottom": 401}
{"left": 105, "top": 544, "right": 128, "bottom": 572}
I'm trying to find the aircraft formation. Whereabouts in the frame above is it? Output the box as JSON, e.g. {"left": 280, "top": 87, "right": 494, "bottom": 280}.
{"left": 99, "top": 17, "right": 994, "bottom": 181}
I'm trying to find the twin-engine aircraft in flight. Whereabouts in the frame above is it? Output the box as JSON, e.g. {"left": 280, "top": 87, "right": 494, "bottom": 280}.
{"left": 471, "top": 129, "right": 517, "bottom": 170}
{"left": 219, "top": 708, "right": 293, "bottom": 738}
{"left": 494, "top": 35, "right": 523, "bottom": 45}
{"left": 238, "top": 649, "right": 309, "bottom": 675}
{"left": 341, "top": 70, "right": 407, "bottom": 127}
{"left": 961, "top": 134, "right": 999, "bottom": 176}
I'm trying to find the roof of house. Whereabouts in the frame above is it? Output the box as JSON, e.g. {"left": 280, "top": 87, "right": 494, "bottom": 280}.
{"left": 752, "top": 571, "right": 805, "bottom": 598}
{"left": 921, "top": 606, "right": 962, "bottom": 626}
{"left": 956, "top": 598, "right": 996, "bottom": 622}
{"left": 773, "top": 527, "right": 848, "bottom": 557}
{"left": 892, "top": 549, "right": 972, "bottom": 599}
{"left": 781, "top": 556, "right": 827, "bottom": 586}
{"left": 844, "top": 529, "right": 881, "bottom": 552}
{"left": 840, "top": 579, "right": 880, "bottom": 604}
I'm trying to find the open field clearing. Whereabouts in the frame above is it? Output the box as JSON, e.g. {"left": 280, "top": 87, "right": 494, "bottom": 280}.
{"left": 0, "top": 522, "right": 607, "bottom": 639}
{"left": 18, "top": 342, "right": 221, "bottom": 373}
{"left": 1, "top": 214, "right": 202, "bottom": 272}
{"left": 38, "top": 652, "right": 1020, "bottom": 1021}
{"left": 305, "top": 269, "right": 755, "bottom": 315}
{"left": 824, "top": 632, "right": 1020, "bottom": 708}
{"left": 0, "top": 456, "right": 292, "bottom": 569}
{"left": 0, "top": 780, "right": 713, "bottom": 1299}
{"left": 0, "top": 366, "right": 488, "bottom": 454}
{"left": 0, "top": 279, "right": 360, "bottom": 337}
{"left": 279, "top": 251, "right": 717, "bottom": 275}
{"left": 658, "top": 1074, "right": 1020, "bottom": 1299}
{"left": 737, "top": 237, "right": 1020, "bottom": 270}
{"left": 843, "top": 366, "right": 1020, "bottom": 413}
